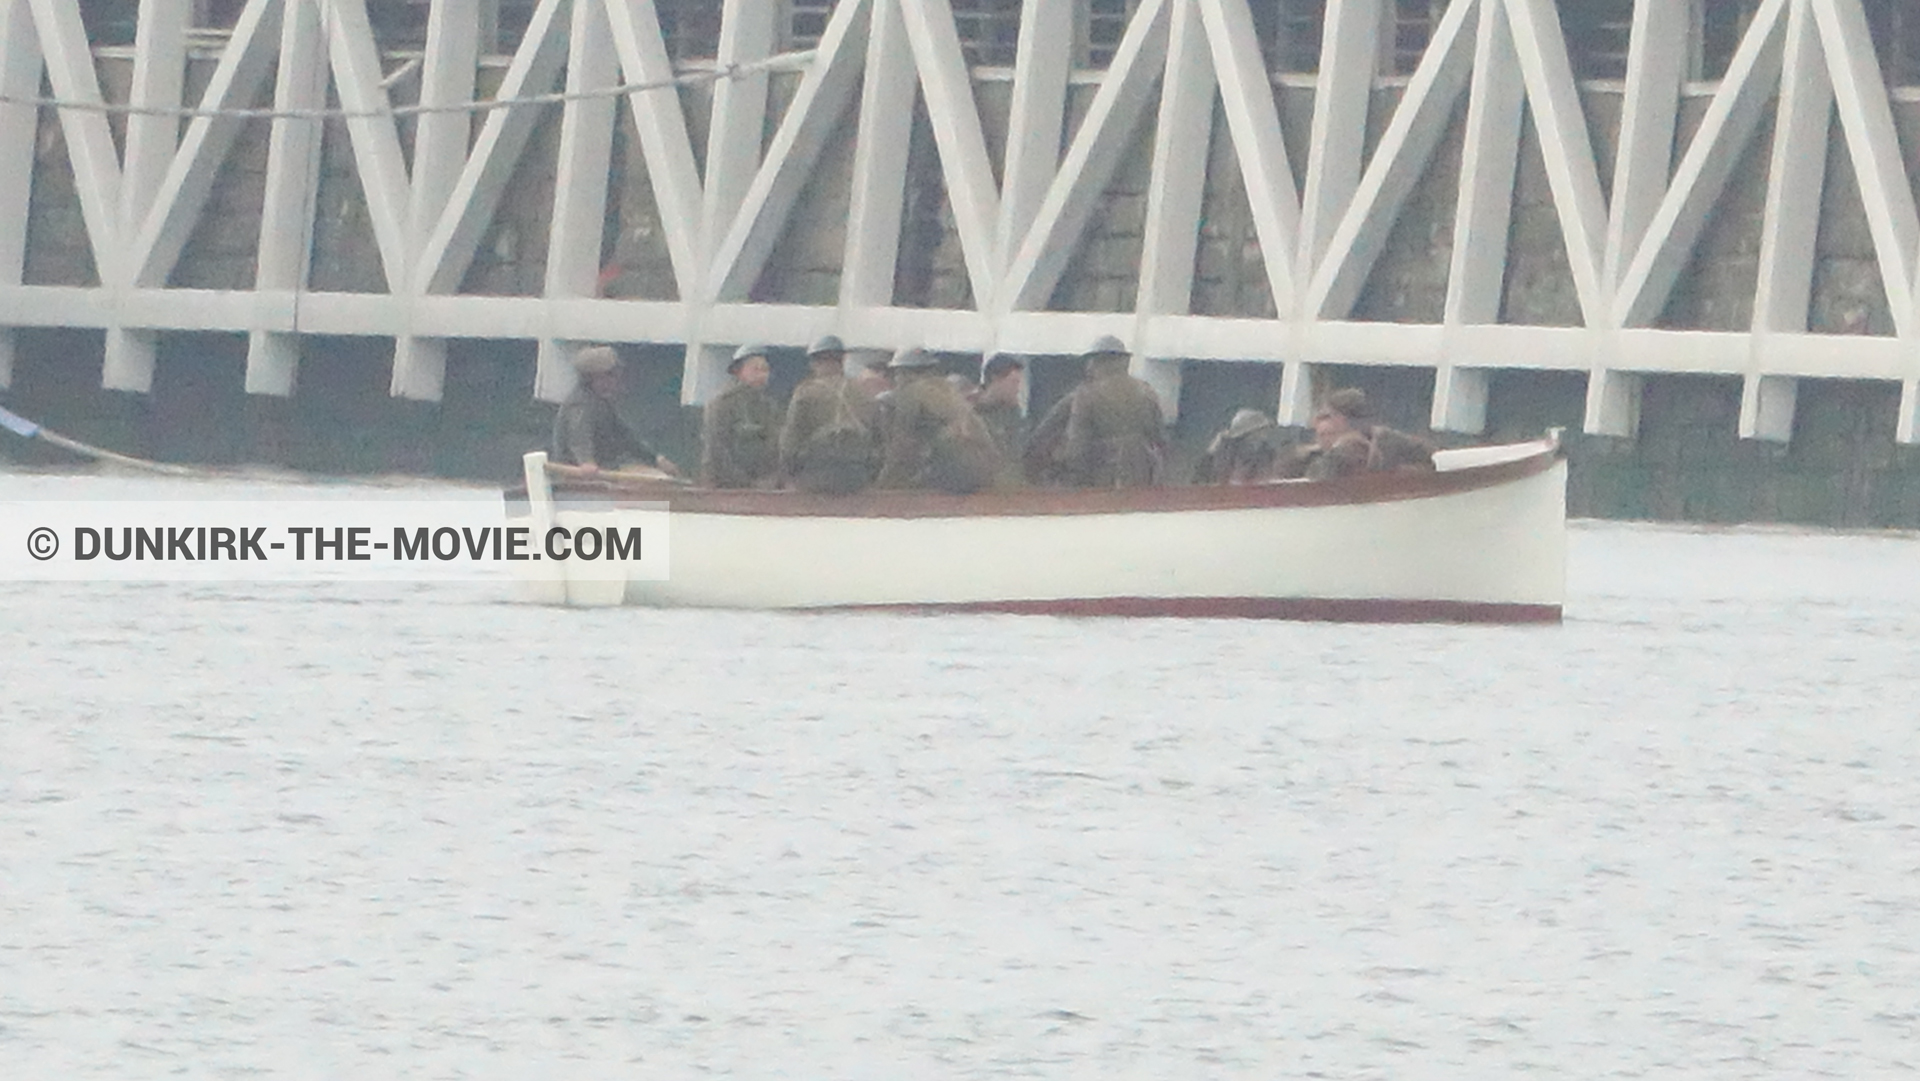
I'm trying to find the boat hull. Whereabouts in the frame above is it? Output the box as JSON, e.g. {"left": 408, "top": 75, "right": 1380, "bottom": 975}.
{"left": 509, "top": 444, "right": 1567, "bottom": 622}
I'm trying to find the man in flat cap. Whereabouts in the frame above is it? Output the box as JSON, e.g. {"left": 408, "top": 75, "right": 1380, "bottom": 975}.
{"left": 700, "top": 344, "right": 781, "bottom": 488}
{"left": 875, "top": 347, "right": 1002, "bottom": 494}
{"left": 1281, "top": 387, "right": 1436, "bottom": 480}
{"left": 779, "top": 334, "right": 880, "bottom": 494}
{"left": 1056, "top": 334, "right": 1168, "bottom": 488}
{"left": 550, "top": 344, "right": 679, "bottom": 476}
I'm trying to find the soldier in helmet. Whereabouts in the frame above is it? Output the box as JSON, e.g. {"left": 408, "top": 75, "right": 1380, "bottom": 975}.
{"left": 875, "top": 347, "right": 1002, "bottom": 494}
{"left": 973, "top": 353, "right": 1028, "bottom": 479}
{"left": 1056, "top": 334, "right": 1168, "bottom": 488}
{"left": 1194, "top": 408, "right": 1285, "bottom": 485}
{"left": 972, "top": 353, "right": 1032, "bottom": 488}
{"left": 1281, "top": 388, "right": 1436, "bottom": 480}
{"left": 700, "top": 343, "right": 782, "bottom": 488}
{"left": 550, "top": 344, "right": 680, "bottom": 477}
{"left": 779, "top": 334, "right": 880, "bottom": 494}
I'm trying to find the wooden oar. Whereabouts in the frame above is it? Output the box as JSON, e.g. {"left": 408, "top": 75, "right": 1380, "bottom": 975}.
{"left": 0, "top": 404, "right": 198, "bottom": 476}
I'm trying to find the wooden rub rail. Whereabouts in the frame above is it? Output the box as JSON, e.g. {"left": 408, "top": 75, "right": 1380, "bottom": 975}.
{"left": 505, "top": 449, "right": 1563, "bottom": 519}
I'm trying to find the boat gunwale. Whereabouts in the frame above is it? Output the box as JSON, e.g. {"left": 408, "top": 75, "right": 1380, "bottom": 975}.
{"left": 510, "top": 441, "right": 1563, "bottom": 519}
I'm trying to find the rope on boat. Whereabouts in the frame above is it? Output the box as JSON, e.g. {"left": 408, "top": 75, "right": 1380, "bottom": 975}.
{"left": 0, "top": 403, "right": 198, "bottom": 476}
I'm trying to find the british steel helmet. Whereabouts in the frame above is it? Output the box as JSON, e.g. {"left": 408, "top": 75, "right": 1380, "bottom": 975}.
{"left": 1224, "top": 408, "right": 1274, "bottom": 441}
{"left": 887, "top": 346, "right": 940, "bottom": 370}
{"left": 729, "top": 342, "right": 771, "bottom": 373}
{"left": 572, "top": 344, "right": 620, "bottom": 375}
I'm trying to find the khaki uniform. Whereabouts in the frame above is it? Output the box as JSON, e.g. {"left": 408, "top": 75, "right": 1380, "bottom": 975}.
{"left": 779, "top": 373, "right": 880, "bottom": 494}
{"left": 1288, "top": 425, "right": 1437, "bottom": 480}
{"left": 974, "top": 397, "right": 1027, "bottom": 488}
{"left": 975, "top": 398, "right": 1024, "bottom": 460}
{"left": 876, "top": 372, "right": 1001, "bottom": 494}
{"left": 700, "top": 383, "right": 780, "bottom": 488}
{"left": 551, "top": 387, "right": 661, "bottom": 469}
{"left": 1060, "top": 368, "right": 1167, "bottom": 487}
{"left": 1194, "top": 428, "right": 1286, "bottom": 485}
{"left": 1023, "top": 394, "right": 1074, "bottom": 486}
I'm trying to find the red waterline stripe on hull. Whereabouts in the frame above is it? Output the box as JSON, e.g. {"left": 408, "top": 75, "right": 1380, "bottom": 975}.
{"left": 828, "top": 597, "right": 1563, "bottom": 624}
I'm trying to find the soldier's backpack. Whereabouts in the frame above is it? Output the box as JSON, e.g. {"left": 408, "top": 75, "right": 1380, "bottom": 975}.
{"left": 927, "top": 407, "right": 1000, "bottom": 495}
{"left": 797, "top": 383, "right": 877, "bottom": 495}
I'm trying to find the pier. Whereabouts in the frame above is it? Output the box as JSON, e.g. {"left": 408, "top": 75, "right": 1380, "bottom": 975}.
{"left": 4, "top": 0, "right": 1920, "bottom": 524}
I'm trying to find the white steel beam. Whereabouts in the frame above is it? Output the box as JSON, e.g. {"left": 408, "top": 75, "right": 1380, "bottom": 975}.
{"left": 324, "top": 0, "right": 412, "bottom": 291}
{"left": 602, "top": 0, "right": 704, "bottom": 295}
{"left": 898, "top": 0, "right": 1002, "bottom": 309}
{"left": 1131, "top": 0, "right": 1214, "bottom": 417}
{"left": 1276, "top": 351, "right": 1316, "bottom": 426}
{"left": 1613, "top": 0, "right": 1788, "bottom": 327}
{"left": 1305, "top": 0, "right": 1476, "bottom": 320}
{"left": 120, "top": 0, "right": 189, "bottom": 234}
{"left": 603, "top": 0, "right": 715, "bottom": 405}
{"left": 130, "top": 0, "right": 283, "bottom": 287}
{"left": 1501, "top": 0, "right": 1608, "bottom": 325}
{"left": 116, "top": 0, "right": 279, "bottom": 394}
{"left": 407, "top": 0, "right": 481, "bottom": 264}
{"left": 706, "top": 0, "right": 871, "bottom": 301}
{"left": 1809, "top": 0, "right": 1919, "bottom": 335}
{"left": 1444, "top": 0, "right": 1523, "bottom": 326}
{"left": 1195, "top": 0, "right": 1306, "bottom": 422}
{"left": 385, "top": 337, "right": 448, "bottom": 400}
{"left": 701, "top": 0, "right": 777, "bottom": 265}
{"left": 392, "top": 0, "right": 485, "bottom": 401}
{"left": 33, "top": 0, "right": 134, "bottom": 403}
{"left": 248, "top": 0, "right": 326, "bottom": 396}
{"left": 1297, "top": 0, "right": 1383, "bottom": 277}
{"left": 1902, "top": 379, "right": 1920, "bottom": 445}
{"left": 108, "top": 0, "right": 197, "bottom": 395}
{"left": 1002, "top": 0, "right": 1171, "bottom": 311}
{"left": 1583, "top": 366, "right": 1642, "bottom": 438}
{"left": 0, "top": 0, "right": 37, "bottom": 388}
{"left": 1435, "top": 0, "right": 1524, "bottom": 434}
{"left": 996, "top": 0, "right": 1072, "bottom": 270}
{"left": 2, "top": 285, "right": 1917, "bottom": 382}
{"left": 1603, "top": 0, "right": 1687, "bottom": 291}
{"left": 1740, "top": 373, "right": 1799, "bottom": 443}
{"left": 839, "top": 0, "right": 914, "bottom": 309}
{"left": 414, "top": 0, "right": 570, "bottom": 294}
{"left": 1194, "top": 0, "right": 1300, "bottom": 317}
{"left": 25, "top": 0, "right": 122, "bottom": 286}
{"left": 1744, "top": 0, "right": 1829, "bottom": 442}
{"left": 100, "top": 325, "right": 158, "bottom": 393}
{"left": 534, "top": 0, "right": 619, "bottom": 403}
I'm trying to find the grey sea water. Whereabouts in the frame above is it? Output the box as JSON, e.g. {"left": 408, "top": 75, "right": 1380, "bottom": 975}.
{"left": 2, "top": 472, "right": 1918, "bottom": 1079}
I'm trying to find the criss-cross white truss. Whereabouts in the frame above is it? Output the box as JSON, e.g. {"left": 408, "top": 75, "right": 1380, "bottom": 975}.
{"left": 3, "top": 0, "right": 1920, "bottom": 444}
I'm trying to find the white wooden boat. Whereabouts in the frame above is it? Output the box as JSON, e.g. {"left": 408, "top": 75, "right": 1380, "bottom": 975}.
{"left": 506, "top": 436, "right": 1567, "bottom": 622}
